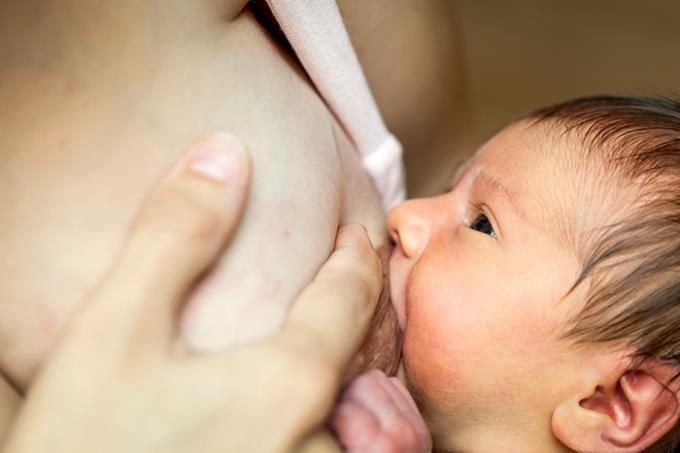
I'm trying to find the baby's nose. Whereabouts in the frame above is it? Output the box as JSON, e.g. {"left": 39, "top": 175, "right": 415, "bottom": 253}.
{"left": 387, "top": 200, "right": 431, "bottom": 259}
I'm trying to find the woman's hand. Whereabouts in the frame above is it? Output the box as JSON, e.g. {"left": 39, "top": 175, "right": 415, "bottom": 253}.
{"left": 3, "top": 133, "right": 383, "bottom": 453}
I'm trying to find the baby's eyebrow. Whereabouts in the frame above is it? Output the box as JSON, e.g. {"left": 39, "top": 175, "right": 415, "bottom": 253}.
{"left": 476, "top": 171, "right": 528, "bottom": 222}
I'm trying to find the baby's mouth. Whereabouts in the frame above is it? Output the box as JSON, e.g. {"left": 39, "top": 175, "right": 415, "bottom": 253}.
{"left": 341, "top": 242, "right": 403, "bottom": 383}
{"left": 388, "top": 243, "right": 407, "bottom": 332}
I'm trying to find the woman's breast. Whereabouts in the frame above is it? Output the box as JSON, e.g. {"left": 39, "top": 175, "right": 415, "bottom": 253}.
{"left": 0, "top": 8, "right": 388, "bottom": 389}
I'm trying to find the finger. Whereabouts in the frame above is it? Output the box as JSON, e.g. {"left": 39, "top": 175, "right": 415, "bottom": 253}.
{"left": 344, "top": 371, "right": 400, "bottom": 429}
{"left": 388, "top": 377, "right": 420, "bottom": 414}
{"left": 278, "top": 224, "right": 383, "bottom": 375}
{"left": 329, "top": 396, "right": 380, "bottom": 449}
{"left": 91, "top": 133, "right": 251, "bottom": 345}
{"left": 381, "top": 377, "right": 432, "bottom": 453}
{"left": 380, "top": 376, "right": 417, "bottom": 419}
{"left": 338, "top": 371, "right": 421, "bottom": 453}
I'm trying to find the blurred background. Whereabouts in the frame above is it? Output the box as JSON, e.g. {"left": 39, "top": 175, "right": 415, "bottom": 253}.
{"left": 455, "top": 0, "right": 680, "bottom": 143}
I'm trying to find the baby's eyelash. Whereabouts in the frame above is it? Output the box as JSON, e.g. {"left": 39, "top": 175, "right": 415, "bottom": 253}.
{"left": 466, "top": 202, "right": 484, "bottom": 221}
{"left": 465, "top": 203, "right": 497, "bottom": 239}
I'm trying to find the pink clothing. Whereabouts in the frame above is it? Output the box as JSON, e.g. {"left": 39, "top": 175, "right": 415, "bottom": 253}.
{"left": 265, "top": 0, "right": 406, "bottom": 210}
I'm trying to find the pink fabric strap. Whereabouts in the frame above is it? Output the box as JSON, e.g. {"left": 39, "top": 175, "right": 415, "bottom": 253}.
{"left": 265, "top": 0, "right": 406, "bottom": 210}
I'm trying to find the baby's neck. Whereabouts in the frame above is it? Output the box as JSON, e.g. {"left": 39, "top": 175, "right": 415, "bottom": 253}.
{"left": 432, "top": 416, "right": 573, "bottom": 453}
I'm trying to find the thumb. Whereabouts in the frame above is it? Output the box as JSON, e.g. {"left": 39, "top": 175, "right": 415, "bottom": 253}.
{"left": 278, "top": 224, "right": 383, "bottom": 381}
{"left": 91, "top": 133, "right": 251, "bottom": 346}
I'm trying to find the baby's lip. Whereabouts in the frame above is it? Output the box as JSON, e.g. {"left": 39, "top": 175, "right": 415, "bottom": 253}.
{"left": 389, "top": 245, "right": 407, "bottom": 331}
{"left": 340, "top": 241, "right": 403, "bottom": 382}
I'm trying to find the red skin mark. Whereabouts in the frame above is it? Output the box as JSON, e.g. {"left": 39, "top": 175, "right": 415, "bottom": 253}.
{"left": 253, "top": 275, "right": 282, "bottom": 301}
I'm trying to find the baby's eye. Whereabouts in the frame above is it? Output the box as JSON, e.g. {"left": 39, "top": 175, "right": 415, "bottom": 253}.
{"left": 470, "top": 213, "right": 496, "bottom": 238}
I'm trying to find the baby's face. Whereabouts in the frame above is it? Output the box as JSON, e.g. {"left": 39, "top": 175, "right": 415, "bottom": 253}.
{"left": 388, "top": 122, "right": 587, "bottom": 441}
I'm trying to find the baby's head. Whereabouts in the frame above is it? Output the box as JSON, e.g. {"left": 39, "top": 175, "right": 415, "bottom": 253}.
{"left": 388, "top": 96, "right": 680, "bottom": 452}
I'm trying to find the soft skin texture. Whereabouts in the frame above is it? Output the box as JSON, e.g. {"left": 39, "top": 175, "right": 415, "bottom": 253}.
{"left": 4, "top": 135, "right": 384, "bottom": 453}
{"left": 387, "top": 122, "right": 680, "bottom": 452}
{"left": 0, "top": 0, "right": 452, "bottom": 448}
{"left": 0, "top": 0, "right": 400, "bottom": 392}
{"left": 0, "top": 0, "right": 461, "bottom": 394}
{"left": 0, "top": 0, "right": 464, "bottom": 444}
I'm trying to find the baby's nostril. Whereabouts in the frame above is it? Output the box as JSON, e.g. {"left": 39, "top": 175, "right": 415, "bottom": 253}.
{"left": 388, "top": 230, "right": 399, "bottom": 246}
{"left": 387, "top": 223, "right": 402, "bottom": 245}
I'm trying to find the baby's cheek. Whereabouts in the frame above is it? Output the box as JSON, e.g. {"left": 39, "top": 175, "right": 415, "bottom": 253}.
{"left": 401, "top": 296, "right": 472, "bottom": 411}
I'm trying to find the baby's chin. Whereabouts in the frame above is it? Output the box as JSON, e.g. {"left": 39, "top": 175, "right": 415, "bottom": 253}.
{"left": 342, "top": 244, "right": 403, "bottom": 384}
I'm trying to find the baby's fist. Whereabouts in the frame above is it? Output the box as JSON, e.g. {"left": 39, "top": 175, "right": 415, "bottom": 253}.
{"left": 330, "top": 370, "right": 431, "bottom": 453}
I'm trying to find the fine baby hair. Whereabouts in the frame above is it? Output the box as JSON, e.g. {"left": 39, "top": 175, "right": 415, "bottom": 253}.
{"left": 526, "top": 96, "right": 680, "bottom": 452}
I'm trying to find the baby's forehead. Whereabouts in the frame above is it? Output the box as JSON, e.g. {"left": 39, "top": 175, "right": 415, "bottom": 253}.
{"left": 465, "top": 121, "right": 612, "bottom": 246}
{"left": 466, "top": 122, "right": 575, "bottom": 195}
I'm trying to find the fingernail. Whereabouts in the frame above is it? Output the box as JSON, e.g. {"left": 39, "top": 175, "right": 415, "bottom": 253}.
{"left": 186, "top": 133, "right": 243, "bottom": 182}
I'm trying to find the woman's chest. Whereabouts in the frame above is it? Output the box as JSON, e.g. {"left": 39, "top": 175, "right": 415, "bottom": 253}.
{"left": 0, "top": 10, "right": 386, "bottom": 389}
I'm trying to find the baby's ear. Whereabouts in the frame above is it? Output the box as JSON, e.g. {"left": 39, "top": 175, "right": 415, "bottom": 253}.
{"left": 551, "top": 360, "right": 680, "bottom": 452}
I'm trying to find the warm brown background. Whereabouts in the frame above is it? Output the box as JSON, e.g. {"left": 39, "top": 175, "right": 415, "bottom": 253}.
{"left": 456, "top": 0, "right": 680, "bottom": 145}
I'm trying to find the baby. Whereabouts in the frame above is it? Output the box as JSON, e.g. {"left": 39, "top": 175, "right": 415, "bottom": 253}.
{"left": 333, "top": 95, "right": 680, "bottom": 453}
